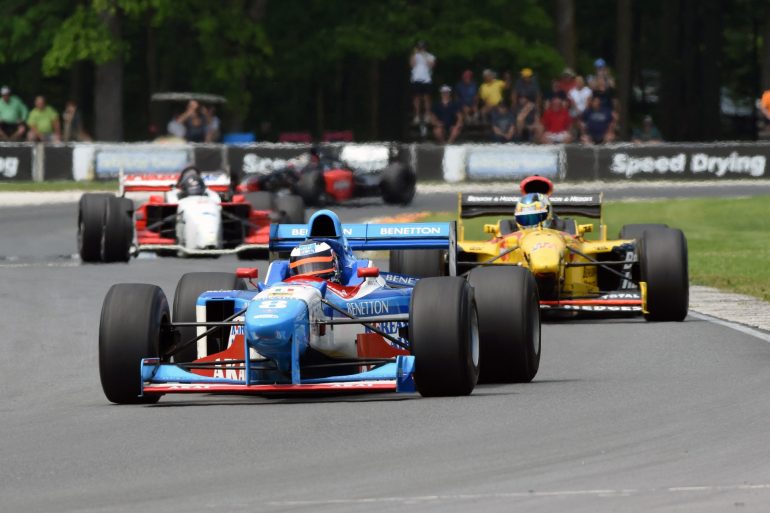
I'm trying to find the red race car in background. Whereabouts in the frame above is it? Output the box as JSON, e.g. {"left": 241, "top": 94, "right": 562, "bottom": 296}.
{"left": 77, "top": 166, "right": 305, "bottom": 263}
{"left": 236, "top": 144, "right": 417, "bottom": 206}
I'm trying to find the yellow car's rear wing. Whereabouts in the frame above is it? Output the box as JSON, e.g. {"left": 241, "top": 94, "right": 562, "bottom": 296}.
{"left": 459, "top": 192, "right": 604, "bottom": 220}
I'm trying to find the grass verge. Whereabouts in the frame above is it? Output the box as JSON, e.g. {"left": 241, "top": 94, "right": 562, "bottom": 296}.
{"left": 0, "top": 180, "right": 118, "bottom": 192}
{"left": 423, "top": 195, "right": 770, "bottom": 302}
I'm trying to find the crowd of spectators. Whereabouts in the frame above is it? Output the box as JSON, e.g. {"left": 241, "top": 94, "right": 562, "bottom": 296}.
{"left": 410, "top": 46, "right": 663, "bottom": 146}
{"left": 0, "top": 86, "right": 90, "bottom": 142}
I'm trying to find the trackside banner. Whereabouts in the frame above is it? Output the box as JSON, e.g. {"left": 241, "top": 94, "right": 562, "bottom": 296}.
{"left": 0, "top": 143, "right": 34, "bottom": 181}
{"left": 443, "top": 144, "right": 563, "bottom": 182}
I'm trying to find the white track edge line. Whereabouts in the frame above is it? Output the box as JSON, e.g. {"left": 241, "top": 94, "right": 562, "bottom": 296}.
{"left": 689, "top": 311, "right": 770, "bottom": 343}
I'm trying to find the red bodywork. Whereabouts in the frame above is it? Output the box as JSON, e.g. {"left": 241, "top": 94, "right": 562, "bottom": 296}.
{"left": 323, "top": 168, "right": 355, "bottom": 202}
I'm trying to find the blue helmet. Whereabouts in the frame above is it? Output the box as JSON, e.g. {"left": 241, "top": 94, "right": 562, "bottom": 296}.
{"left": 515, "top": 193, "right": 552, "bottom": 228}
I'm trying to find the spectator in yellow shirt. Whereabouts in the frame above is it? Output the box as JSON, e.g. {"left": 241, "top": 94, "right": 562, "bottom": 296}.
{"left": 27, "top": 95, "right": 60, "bottom": 142}
{"left": 479, "top": 69, "right": 507, "bottom": 117}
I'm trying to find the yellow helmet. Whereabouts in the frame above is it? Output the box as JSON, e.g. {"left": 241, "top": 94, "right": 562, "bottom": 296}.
{"left": 515, "top": 193, "right": 553, "bottom": 228}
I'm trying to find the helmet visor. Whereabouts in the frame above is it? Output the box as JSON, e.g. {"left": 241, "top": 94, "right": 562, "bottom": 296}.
{"left": 515, "top": 211, "right": 548, "bottom": 227}
{"left": 289, "top": 255, "right": 336, "bottom": 278}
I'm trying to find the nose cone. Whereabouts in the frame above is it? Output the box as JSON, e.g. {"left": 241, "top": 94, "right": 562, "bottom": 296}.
{"left": 520, "top": 231, "right": 565, "bottom": 276}
{"left": 244, "top": 298, "right": 308, "bottom": 363}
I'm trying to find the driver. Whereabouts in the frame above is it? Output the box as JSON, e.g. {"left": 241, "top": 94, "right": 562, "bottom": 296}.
{"left": 177, "top": 167, "right": 206, "bottom": 198}
{"left": 289, "top": 240, "right": 341, "bottom": 282}
{"left": 514, "top": 192, "right": 553, "bottom": 229}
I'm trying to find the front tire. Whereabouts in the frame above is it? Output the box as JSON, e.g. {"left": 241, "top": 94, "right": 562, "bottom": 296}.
{"left": 99, "top": 284, "right": 171, "bottom": 404}
{"left": 468, "top": 266, "right": 540, "bottom": 383}
{"left": 78, "top": 193, "right": 111, "bottom": 262}
{"left": 172, "top": 272, "right": 246, "bottom": 362}
{"left": 410, "top": 277, "right": 479, "bottom": 396}
{"left": 640, "top": 227, "right": 689, "bottom": 321}
{"left": 389, "top": 249, "right": 446, "bottom": 277}
{"left": 101, "top": 196, "right": 133, "bottom": 263}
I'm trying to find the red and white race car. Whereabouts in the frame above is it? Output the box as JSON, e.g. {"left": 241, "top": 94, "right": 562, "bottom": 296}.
{"left": 77, "top": 166, "right": 305, "bottom": 262}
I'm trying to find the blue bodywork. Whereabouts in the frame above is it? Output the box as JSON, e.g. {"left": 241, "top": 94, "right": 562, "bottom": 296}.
{"left": 140, "top": 210, "right": 454, "bottom": 396}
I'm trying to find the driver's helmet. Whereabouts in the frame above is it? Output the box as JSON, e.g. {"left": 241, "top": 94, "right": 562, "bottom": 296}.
{"left": 178, "top": 169, "right": 205, "bottom": 197}
{"left": 515, "top": 192, "right": 553, "bottom": 229}
{"left": 289, "top": 240, "right": 340, "bottom": 282}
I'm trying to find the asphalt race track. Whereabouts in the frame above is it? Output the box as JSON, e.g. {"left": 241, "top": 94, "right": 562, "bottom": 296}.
{"left": 2, "top": 188, "right": 770, "bottom": 512}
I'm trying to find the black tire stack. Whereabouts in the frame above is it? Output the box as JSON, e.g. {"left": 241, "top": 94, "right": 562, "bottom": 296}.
{"left": 380, "top": 163, "right": 416, "bottom": 205}
{"left": 78, "top": 193, "right": 134, "bottom": 263}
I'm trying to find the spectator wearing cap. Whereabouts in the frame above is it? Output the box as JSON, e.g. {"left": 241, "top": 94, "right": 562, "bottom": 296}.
{"left": 539, "top": 97, "right": 573, "bottom": 144}
{"left": 632, "top": 115, "right": 663, "bottom": 144}
{"left": 594, "top": 58, "right": 616, "bottom": 88}
{"left": 431, "top": 85, "right": 463, "bottom": 144}
{"left": 27, "top": 95, "right": 60, "bottom": 142}
{"left": 580, "top": 96, "right": 617, "bottom": 145}
{"left": 559, "top": 68, "right": 577, "bottom": 95}
{"left": 489, "top": 102, "right": 516, "bottom": 143}
{"left": 512, "top": 68, "right": 541, "bottom": 110}
{"left": 568, "top": 76, "right": 592, "bottom": 118}
{"left": 454, "top": 70, "right": 479, "bottom": 122}
{"left": 410, "top": 40, "right": 436, "bottom": 124}
{"left": 479, "top": 69, "right": 507, "bottom": 117}
{"left": 0, "top": 86, "right": 28, "bottom": 141}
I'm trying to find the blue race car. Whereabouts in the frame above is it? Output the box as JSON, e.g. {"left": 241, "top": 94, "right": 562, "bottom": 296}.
{"left": 98, "top": 210, "right": 541, "bottom": 403}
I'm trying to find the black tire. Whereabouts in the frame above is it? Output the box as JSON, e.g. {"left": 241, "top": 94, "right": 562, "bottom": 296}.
{"left": 467, "top": 266, "right": 540, "bottom": 383}
{"left": 389, "top": 249, "right": 446, "bottom": 277}
{"left": 640, "top": 227, "right": 689, "bottom": 321}
{"left": 101, "top": 196, "right": 133, "bottom": 263}
{"left": 99, "top": 284, "right": 171, "bottom": 404}
{"left": 244, "top": 191, "right": 274, "bottom": 211}
{"left": 619, "top": 223, "right": 669, "bottom": 240}
{"left": 296, "top": 168, "right": 325, "bottom": 206}
{"left": 275, "top": 194, "right": 305, "bottom": 224}
{"left": 410, "top": 277, "right": 479, "bottom": 396}
{"left": 78, "top": 193, "right": 111, "bottom": 262}
{"left": 380, "top": 163, "right": 417, "bottom": 205}
{"left": 172, "top": 272, "right": 246, "bottom": 362}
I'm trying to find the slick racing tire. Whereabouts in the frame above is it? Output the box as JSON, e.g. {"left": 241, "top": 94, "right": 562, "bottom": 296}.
{"left": 245, "top": 191, "right": 274, "bottom": 211}
{"left": 380, "top": 163, "right": 416, "bottom": 205}
{"left": 389, "top": 249, "right": 446, "bottom": 277}
{"left": 99, "top": 284, "right": 171, "bottom": 404}
{"left": 640, "top": 227, "right": 689, "bottom": 322}
{"left": 78, "top": 193, "right": 111, "bottom": 262}
{"left": 467, "top": 266, "right": 540, "bottom": 383}
{"left": 275, "top": 194, "right": 305, "bottom": 224}
{"left": 101, "top": 196, "right": 133, "bottom": 263}
{"left": 410, "top": 277, "right": 479, "bottom": 396}
{"left": 296, "top": 168, "right": 325, "bottom": 206}
{"left": 618, "top": 223, "right": 668, "bottom": 241}
{"left": 172, "top": 272, "right": 246, "bottom": 362}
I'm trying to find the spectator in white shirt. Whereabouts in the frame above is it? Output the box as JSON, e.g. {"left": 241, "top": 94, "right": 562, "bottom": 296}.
{"left": 568, "top": 76, "right": 592, "bottom": 117}
{"left": 410, "top": 40, "right": 436, "bottom": 124}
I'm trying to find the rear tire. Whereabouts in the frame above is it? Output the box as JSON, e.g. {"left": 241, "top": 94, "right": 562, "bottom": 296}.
{"left": 640, "top": 227, "right": 689, "bottom": 321}
{"left": 78, "top": 193, "right": 111, "bottom": 262}
{"left": 245, "top": 191, "right": 274, "bottom": 211}
{"left": 410, "top": 277, "right": 479, "bottom": 396}
{"left": 296, "top": 168, "right": 325, "bottom": 206}
{"left": 380, "top": 163, "right": 416, "bottom": 205}
{"left": 101, "top": 196, "right": 133, "bottom": 263}
{"left": 172, "top": 272, "right": 246, "bottom": 362}
{"left": 389, "top": 249, "right": 445, "bottom": 277}
{"left": 99, "top": 284, "right": 171, "bottom": 404}
{"left": 468, "top": 266, "right": 540, "bottom": 383}
{"left": 275, "top": 194, "right": 305, "bottom": 224}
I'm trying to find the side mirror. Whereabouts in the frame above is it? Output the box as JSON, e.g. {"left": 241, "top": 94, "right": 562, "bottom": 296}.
{"left": 236, "top": 267, "right": 259, "bottom": 279}
{"left": 578, "top": 224, "right": 594, "bottom": 235}
{"left": 357, "top": 267, "right": 380, "bottom": 278}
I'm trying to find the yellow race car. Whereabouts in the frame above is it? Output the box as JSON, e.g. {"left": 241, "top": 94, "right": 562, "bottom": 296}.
{"left": 390, "top": 176, "right": 688, "bottom": 321}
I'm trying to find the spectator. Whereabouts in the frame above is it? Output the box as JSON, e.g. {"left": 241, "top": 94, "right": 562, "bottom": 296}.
{"left": 479, "top": 69, "right": 507, "bottom": 116}
{"left": 592, "top": 75, "right": 617, "bottom": 111}
{"left": 62, "top": 100, "right": 91, "bottom": 142}
{"left": 568, "top": 76, "right": 592, "bottom": 118}
{"left": 431, "top": 85, "right": 462, "bottom": 144}
{"left": 594, "top": 58, "right": 616, "bottom": 88}
{"left": 27, "top": 95, "right": 60, "bottom": 142}
{"left": 454, "top": 70, "right": 479, "bottom": 122}
{"left": 760, "top": 88, "right": 770, "bottom": 131}
{"left": 490, "top": 102, "right": 516, "bottom": 142}
{"left": 410, "top": 40, "right": 436, "bottom": 124}
{"left": 558, "top": 68, "right": 577, "bottom": 95}
{"left": 632, "top": 115, "right": 663, "bottom": 143}
{"left": 580, "top": 96, "right": 616, "bottom": 144}
{"left": 0, "top": 86, "right": 28, "bottom": 141}
{"left": 203, "top": 105, "right": 221, "bottom": 142}
{"left": 544, "top": 79, "right": 567, "bottom": 109}
{"left": 513, "top": 95, "right": 539, "bottom": 142}
{"left": 174, "top": 100, "right": 206, "bottom": 142}
{"left": 512, "top": 68, "right": 541, "bottom": 110}
{"left": 539, "top": 97, "right": 573, "bottom": 143}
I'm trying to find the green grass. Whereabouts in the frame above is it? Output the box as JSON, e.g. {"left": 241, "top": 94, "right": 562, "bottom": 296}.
{"left": 424, "top": 196, "right": 770, "bottom": 302}
{"left": 0, "top": 180, "right": 118, "bottom": 192}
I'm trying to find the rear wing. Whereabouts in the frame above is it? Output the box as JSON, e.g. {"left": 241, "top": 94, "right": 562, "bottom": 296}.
{"left": 459, "top": 192, "right": 603, "bottom": 219}
{"left": 119, "top": 171, "right": 231, "bottom": 194}
{"left": 269, "top": 222, "right": 456, "bottom": 252}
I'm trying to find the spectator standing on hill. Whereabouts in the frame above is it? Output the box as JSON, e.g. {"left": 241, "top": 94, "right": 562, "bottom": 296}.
{"left": 175, "top": 100, "right": 207, "bottom": 142}
{"left": 512, "top": 68, "right": 541, "bottom": 110}
{"left": 592, "top": 75, "right": 617, "bottom": 111}
{"left": 203, "top": 105, "right": 221, "bottom": 142}
{"left": 632, "top": 115, "right": 663, "bottom": 143}
{"left": 62, "top": 100, "right": 90, "bottom": 142}
{"left": 455, "top": 70, "right": 479, "bottom": 122}
{"left": 431, "top": 85, "right": 462, "bottom": 144}
{"left": 490, "top": 102, "right": 516, "bottom": 142}
{"left": 580, "top": 96, "right": 616, "bottom": 144}
{"left": 540, "top": 97, "right": 573, "bottom": 143}
{"left": 0, "top": 86, "right": 28, "bottom": 141}
{"left": 27, "top": 95, "right": 60, "bottom": 142}
{"left": 513, "top": 95, "right": 539, "bottom": 142}
{"left": 568, "top": 76, "right": 592, "bottom": 118}
{"left": 479, "top": 69, "right": 507, "bottom": 117}
{"left": 594, "top": 58, "right": 616, "bottom": 88}
{"left": 410, "top": 40, "right": 436, "bottom": 124}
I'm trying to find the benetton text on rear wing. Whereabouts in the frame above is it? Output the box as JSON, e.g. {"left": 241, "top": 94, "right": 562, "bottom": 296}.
{"left": 268, "top": 222, "right": 456, "bottom": 251}
{"left": 459, "top": 192, "right": 603, "bottom": 219}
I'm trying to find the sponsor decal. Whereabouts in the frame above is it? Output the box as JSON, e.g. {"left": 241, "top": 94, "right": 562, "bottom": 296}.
{"left": 531, "top": 242, "right": 557, "bottom": 251}
{"left": 347, "top": 300, "right": 390, "bottom": 316}
{"left": 252, "top": 314, "right": 279, "bottom": 319}
{"left": 381, "top": 273, "right": 418, "bottom": 287}
{"left": 257, "top": 300, "right": 288, "bottom": 309}
{"left": 610, "top": 151, "right": 766, "bottom": 178}
{"left": 212, "top": 358, "right": 245, "bottom": 380}
{"left": 377, "top": 226, "right": 442, "bottom": 236}
{"left": 465, "top": 194, "right": 519, "bottom": 203}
